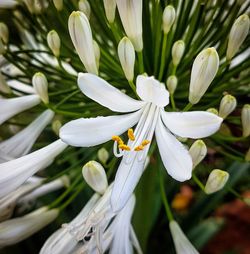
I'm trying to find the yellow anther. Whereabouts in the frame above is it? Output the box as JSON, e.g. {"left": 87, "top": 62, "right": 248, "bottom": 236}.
{"left": 134, "top": 145, "right": 144, "bottom": 151}
{"left": 141, "top": 140, "right": 150, "bottom": 146}
{"left": 127, "top": 128, "right": 135, "bottom": 141}
{"left": 112, "top": 135, "right": 124, "bottom": 145}
{"left": 119, "top": 144, "right": 131, "bottom": 151}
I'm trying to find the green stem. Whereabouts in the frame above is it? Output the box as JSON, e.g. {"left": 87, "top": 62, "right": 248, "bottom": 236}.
{"left": 128, "top": 80, "right": 137, "bottom": 94}
{"left": 158, "top": 33, "right": 168, "bottom": 81}
{"left": 54, "top": 90, "right": 79, "bottom": 109}
{"left": 137, "top": 51, "right": 144, "bottom": 73}
{"left": 170, "top": 93, "right": 176, "bottom": 110}
{"left": 183, "top": 102, "right": 193, "bottom": 111}
{"left": 192, "top": 172, "right": 205, "bottom": 191}
{"left": 159, "top": 170, "right": 174, "bottom": 221}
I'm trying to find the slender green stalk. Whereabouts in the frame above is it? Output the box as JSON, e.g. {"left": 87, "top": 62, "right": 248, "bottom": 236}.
{"left": 158, "top": 33, "right": 168, "bottom": 80}
{"left": 138, "top": 51, "right": 144, "bottom": 73}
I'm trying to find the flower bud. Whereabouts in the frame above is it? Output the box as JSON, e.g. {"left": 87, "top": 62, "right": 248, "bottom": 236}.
{"left": 0, "top": 39, "right": 5, "bottom": 54}
{"left": 241, "top": 104, "right": 250, "bottom": 137}
{"left": 53, "top": 0, "right": 63, "bottom": 11}
{"left": 166, "top": 75, "right": 178, "bottom": 94}
{"left": 52, "top": 119, "right": 62, "bottom": 136}
{"left": 0, "top": 71, "right": 11, "bottom": 94}
{"left": 82, "top": 161, "right": 108, "bottom": 194}
{"left": 0, "top": 23, "right": 9, "bottom": 44}
{"left": 218, "top": 94, "right": 237, "bottom": 119}
{"left": 93, "top": 40, "right": 100, "bottom": 70}
{"left": 172, "top": 40, "right": 185, "bottom": 66}
{"left": 206, "top": 108, "right": 218, "bottom": 115}
{"left": 68, "top": 11, "right": 98, "bottom": 74}
{"left": 78, "top": 0, "right": 91, "bottom": 20}
{"left": 189, "top": 140, "right": 207, "bottom": 169}
{"left": 118, "top": 37, "right": 135, "bottom": 81}
{"left": 117, "top": 0, "right": 143, "bottom": 51}
{"left": 103, "top": 0, "right": 116, "bottom": 23}
{"left": 245, "top": 147, "right": 250, "bottom": 162}
{"left": 162, "top": 5, "right": 176, "bottom": 34}
{"left": 47, "top": 30, "right": 61, "bottom": 57}
{"left": 204, "top": 169, "right": 229, "bottom": 194}
{"left": 226, "top": 14, "right": 250, "bottom": 61}
{"left": 32, "top": 72, "right": 49, "bottom": 104}
{"left": 189, "top": 47, "right": 219, "bottom": 104}
{"left": 97, "top": 147, "right": 109, "bottom": 165}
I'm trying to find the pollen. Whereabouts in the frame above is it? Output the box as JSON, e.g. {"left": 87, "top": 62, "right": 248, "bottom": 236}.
{"left": 119, "top": 144, "right": 131, "bottom": 151}
{"left": 127, "top": 128, "right": 135, "bottom": 141}
{"left": 112, "top": 135, "right": 124, "bottom": 145}
{"left": 141, "top": 140, "right": 150, "bottom": 146}
{"left": 134, "top": 145, "right": 144, "bottom": 151}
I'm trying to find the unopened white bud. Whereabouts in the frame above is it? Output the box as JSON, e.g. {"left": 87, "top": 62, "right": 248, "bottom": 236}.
{"left": 162, "top": 5, "right": 175, "bottom": 34}
{"left": 103, "top": 0, "right": 116, "bottom": 23}
{"left": 204, "top": 169, "right": 229, "bottom": 194}
{"left": 172, "top": 40, "right": 185, "bottom": 66}
{"left": 0, "top": 23, "right": 9, "bottom": 44}
{"left": 206, "top": 108, "right": 218, "bottom": 115}
{"left": 47, "top": 30, "right": 61, "bottom": 57}
{"left": 0, "top": 71, "right": 11, "bottom": 94}
{"left": 117, "top": 0, "right": 143, "bottom": 51}
{"left": 166, "top": 75, "right": 178, "bottom": 94}
{"left": 53, "top": 0, "right": 63, "bottom": 11}
{"left": 97, "top": 148, "right": 109, "bottom": 165}
{"left": 79, "top": 0, "right": 91, "bottom": 19}
{"left": 93, "top": 40, "right": 100, "bottom": 70}
{"left": 82, "top": 161, "right": 108, "bottom": 194}
{"left": 189, "top": 47, "right": 219, "bottom": 104}
{"left": 52, "top": 119, "right": 62, "bottom": 136}
{"left": 227, "top": 14, "right": 250, "bottom": 61}
{"left": 32, "top": 72, "right": 49, "bottom": 104}
{"left": 219, "top": 94, "right": 237, "bottom": 119}
{"left": 68, "top": 11, "right": 98, "bottom": 74}
{"left": 189, "top": 140, "right": 207, "bottom": 169}
{"left": 118, "top": 37, "right": 135, "bottom": 81}
{"left": 241, "top": 104, "right": 250, "bottom": 137}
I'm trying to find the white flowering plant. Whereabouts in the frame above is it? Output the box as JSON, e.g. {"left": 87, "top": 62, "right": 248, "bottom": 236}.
{"left": 0, "top": 0, "right": 249, "bottom": 253}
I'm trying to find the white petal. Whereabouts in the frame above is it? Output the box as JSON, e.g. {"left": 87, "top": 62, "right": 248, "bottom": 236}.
{"left": 0, "top": 109, "right": 54, "bottom": 161}
{"left": 0, "top": 139, "right": 67, "bottom": 199}
{"left": 78, "top": 73, "right": 144, "bottom": 112}
{"left": 155, "top": 119, "right": 192, "bottom": 182}
{"left": 169, "top": 220, "right": 199, "bottom": 254}
{"left": 136, "top": 75, "right": 169, "bottom": 107}
{"left": 111, "top": 150, "right": 147, "bottom": 212}
{"left": 0, "top": 94, "right": 40, "bottom": 125}
{"left": 60, "top": 109, "right": 142, "bottom": 147}
{"left": 161, "top": 110, "right": 223, "bottom": 138}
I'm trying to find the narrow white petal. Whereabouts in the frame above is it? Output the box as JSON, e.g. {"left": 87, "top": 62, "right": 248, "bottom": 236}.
{"left": 78, "top": 73, "right": 144, "bottom": 112}
{"left": 169, "top": 220, "right": 199, "bottom": 254}
{"left": 0, "top": 139, "right": 67, "bottom": 199}
{"left": 111, "top": 151, "right": 147, "bottom": 212}
{"left": 60, "top": 109, "right": 142, "bottom": 147}
{"left": 0, "top": 109, "right": 54, "bottom": 160}
{"left": 136, "top": 75, "right": 169, "bottom": 107}
{"left": 0, "top": 94, "right": 40, "bottom": 125}
{"left": 155, "top": 119, "right": 192, "bottom": 181}
{"left": 0, "top": 207, "right": 59, "bottom": 247}
{"left": 161, "top": 110, "right": 223, "bottom": 138}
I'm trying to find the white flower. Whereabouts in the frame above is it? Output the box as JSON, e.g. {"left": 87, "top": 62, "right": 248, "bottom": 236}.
{"left": 189, "top": 47, "right": 219, "bottom": 104}
{"left": 169, "top": 220, "right": 199, "bottom": 254}
{"left": 116, "top": 0, "right": 143, "bottom": 51}
{"left": 0, "top": 0, "right": 18, "bottom": 8}
{"left": 60, "top": 73, "right": 223, "bottom": 211}
{"left": 0, "top": 206, "right": 59, "bottom": 247}
{"left": 0, "top": 109, "right": 54, "bottom": 162}
{"left": 0, "top": 181, "right": 40, "bottom": 222}
{"left": 0, "top": 94, "right": 40, "bottom": 125}
{"left": 0, "top": 139, "right": 67, "bottom": 199}
{"left": 68, "top": 11, "right": 98, "bottom": 74}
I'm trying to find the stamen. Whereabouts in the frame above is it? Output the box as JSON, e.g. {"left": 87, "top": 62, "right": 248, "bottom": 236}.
{"left": 127, "top": 128, "right": 135, "bottom": 141}
{"left": 119, "top": 144, "right": 131, "bottom": 151}
{"left": 141, "top": 140, "right": 150, "bottom": 146}
{"left": 112, "top": 135, "right": 123, "bottom": 145}
{"left": 134, "top": 145, "right": 144, "bottom": 151}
